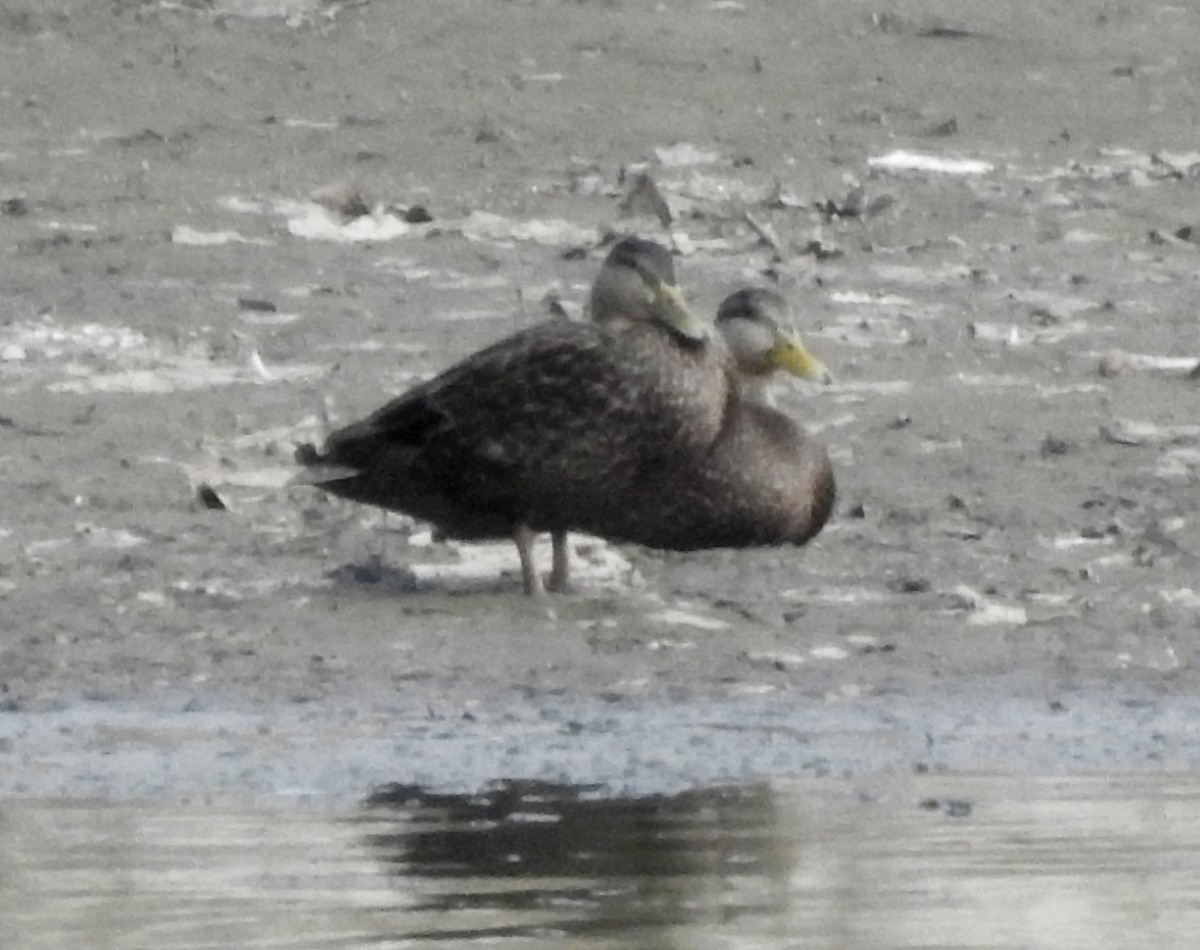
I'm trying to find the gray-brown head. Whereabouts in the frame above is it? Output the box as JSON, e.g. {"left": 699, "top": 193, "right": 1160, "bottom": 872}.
{"left": 716, "top": 287, "right": 831, "bottom": 386}
{"left": 589, "top": 237, "right": 709, "bottom": 343}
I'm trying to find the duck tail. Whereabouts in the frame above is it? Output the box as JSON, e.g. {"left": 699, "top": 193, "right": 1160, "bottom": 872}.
{"left": 290, "top": 441, "right": 362, "bottom": 486}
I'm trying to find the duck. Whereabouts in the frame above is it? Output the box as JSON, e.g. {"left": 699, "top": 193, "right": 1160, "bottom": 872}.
{"left": 295, "top": 237, "right": 732, "bottom": 595}
{"left": 578, "top": 287, "right": 835, "bottom": 551}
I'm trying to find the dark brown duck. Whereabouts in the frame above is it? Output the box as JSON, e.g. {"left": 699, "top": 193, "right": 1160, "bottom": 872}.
{"left": 295, "top": 237, "right": 731, "bottom": 594}
{"left": 580, "top": 287, "right": 836, "bottom": 550}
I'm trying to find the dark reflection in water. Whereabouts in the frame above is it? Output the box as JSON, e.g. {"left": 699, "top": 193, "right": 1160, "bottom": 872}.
{"left": 6, "top": 776, "right": 1200, "bottom": 949}
{"left": 360, "top": 780, "right": 789, "bottom": 942}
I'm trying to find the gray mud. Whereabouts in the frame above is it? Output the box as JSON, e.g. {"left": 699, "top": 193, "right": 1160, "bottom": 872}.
{"left": 1, "top": 0, "right": 1199, "bottom": 803}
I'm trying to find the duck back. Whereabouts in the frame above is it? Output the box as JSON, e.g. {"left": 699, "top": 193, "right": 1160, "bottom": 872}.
{"left": 301, "top": 317, "right": 730, "bottom": 538}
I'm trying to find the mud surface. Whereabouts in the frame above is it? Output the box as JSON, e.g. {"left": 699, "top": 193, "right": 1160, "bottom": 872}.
{"left": 2, "top": 0, "right": 1199, "bottom": 802}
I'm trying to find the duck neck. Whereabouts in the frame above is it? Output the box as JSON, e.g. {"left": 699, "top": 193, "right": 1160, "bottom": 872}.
{"left": 739, "top": 375, "right": 778, "bottom": 409}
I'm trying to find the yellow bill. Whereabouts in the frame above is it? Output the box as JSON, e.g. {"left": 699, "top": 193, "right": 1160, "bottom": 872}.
{"left": 771, "top": 329, "right": 832, "bottom": 383}
{"left": 652, "top": 281, "right": 710, "bottom": 342}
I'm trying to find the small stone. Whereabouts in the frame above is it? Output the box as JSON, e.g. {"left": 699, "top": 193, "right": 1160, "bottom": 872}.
{"left": 887, "top": 577, "right": 931, "bottom": 594}
{"left": 1098, "top": 352, "right": 1128, "bottom": 378}
{"left": 923, "top": 117, "right": 958, "bottom": 137}
{"left": 1040, "top": 434, "right": 1071, "bottom": 457}
{"left": 196, "top": 484, "right": 227, "bottom": 511}
{"left": 237, "top": 297, "right": 276, "bottom": 312}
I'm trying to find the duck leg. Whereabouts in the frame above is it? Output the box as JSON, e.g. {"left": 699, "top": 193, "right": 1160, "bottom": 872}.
{"left": 545, "top": 529, "right": 571, "bottom": 593}
{"left": 512, "top": 523, "right": 544, "bottom": 597}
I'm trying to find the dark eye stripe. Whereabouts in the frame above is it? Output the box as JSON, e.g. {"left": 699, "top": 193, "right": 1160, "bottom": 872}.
{"left": 716, "top": 288, "right": 787, "bottom": 327}
{"left": 607, "top": 237, "right": 676, "bottom": 284}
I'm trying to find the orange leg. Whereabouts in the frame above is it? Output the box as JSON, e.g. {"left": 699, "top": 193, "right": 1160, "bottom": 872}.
{"left": 512, "top": 523, "right": 544, "bottom": 597}
{"left": 545, "top": 529, "right": 571, "bottom": 593}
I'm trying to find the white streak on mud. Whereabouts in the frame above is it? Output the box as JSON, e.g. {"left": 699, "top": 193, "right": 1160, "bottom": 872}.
{"left": 1157, "top": 448, "right": 1200, "bottom": 479}
{"left": 373, "top": 257, "right": 511, "bottom": 291}
{"left": 645, "top": 638, "right": 697, "bottom": 652}
{"left": 1038, "top": 383, "right": 1107, "bottom": 396}
{"left": 40, "top": 221, "right": 98, "bottom": 233}
{"left": 2, "top": 317, "right": 326, "bottom": 395}
{"left": 804, "top": 412, "right": 858, "bottom": 433}
{"left": 868, "top": 150, "right": 994, "bottom": 175}
{"left": 1103, "top": 420, "right": 1200, "bottom": 445}
{"left": 210, "top": 0, "right": 341, "bottom": 20}
{"left": 437, "top": 309, "right": 509, "bottom": 323}
{"left": 1160, "top": 589, "right": 1200, "bottom": 609}
{"left": 663, "top": 173, "right": 772, "bottom": 206}
{"left": 312, "top": 339, "right": 425, "bottom": 354}
{"left": 280, "top": 117, "right": 338, "bottom": 129}
{"left": 809, "top": 645, "right": 850, "bottom": 661}
{"left": 1007, "top": 289, "right": 1101, "bottom": 318}
{"left": 1090, "top": 351, "right": 1200, "bottom": 374}
{"left": 26, "top": 524, "right": 148, "bottom": 558}
{"left": 654, "top": 143, "right": 723, "bottom": 167}
{"left": 1049, "top": 534, "right": 1115, "bottom": 551}
{"left": 790, "top": 586, "right": 896, "bottom": 604}
{"left": 171, "top": 225, "right": 274, "bottom": 247}
{"left": 647, "top": 610, "right": 731, "bottom": 631}
{"left": 219, "top": 197, "right": 599, "bottom": 247}
{"left": 2, "top": 319, "right": 146, "bottom": 360}
{"left": 868, "top": 263, "right": 974, "bottom": 285}
{"left": 458, "top": 210, "right": 597, "bottom": 248}
{"left": 970, "top": 319, "right": 1093, "bottom": 346}
{"left": 181, "top": 461, "right": 297, "bottom": 491}
{"left": 827, "top": 380, "right": 913, "bottom": 397}
{"left": 217, "top": 195, "right": 421, "bottom": 243}
{"left": 171, "top": 575, "right": 290, "bottom": 602}
{"left": 950, "top": 585, "right": 1028, "bottom": 626}
{"left": 954, "top": 372, "right": 1031, "bottom": 388}
{"left": 238, "top": 311, "right": 301, "bottom": 326}
{"left": 829, "top": 290, "right": 916, "bottom": 306}
{"left": 286, "top": 202, "right": 413, "bottom": 242}
{"left": 49, "top": 355, "right": 325, "bottom": 395}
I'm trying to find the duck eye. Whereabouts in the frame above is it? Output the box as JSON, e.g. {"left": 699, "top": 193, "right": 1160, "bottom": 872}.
{"left": 610, "top": 241, "right": 646, "bottom": 272}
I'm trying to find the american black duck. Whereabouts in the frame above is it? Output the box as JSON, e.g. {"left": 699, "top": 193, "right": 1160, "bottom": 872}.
{"left": 295, "top": 237, "right": 731, "bottom": 595}
{"left": 580, "top": 287, "right": 835, "bottom": 551}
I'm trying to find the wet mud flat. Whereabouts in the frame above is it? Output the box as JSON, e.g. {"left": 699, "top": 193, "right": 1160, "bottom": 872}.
{"left": 2, "top": 0, "right": 1200, "bottom": 803}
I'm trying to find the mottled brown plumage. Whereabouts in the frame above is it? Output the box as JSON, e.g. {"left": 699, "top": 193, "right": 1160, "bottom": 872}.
{"left": 583, "top": 287, "right": 835, "bottom": 550}
{"left": 295, "top": 237, "right": 730, "bottom": 594}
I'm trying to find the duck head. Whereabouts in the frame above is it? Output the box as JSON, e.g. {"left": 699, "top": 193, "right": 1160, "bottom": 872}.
{"left": 590, "top": 237, "right": 710, "bottom": 343}
{"left": 716, "top": 287, "right": 831, "bottom": 385}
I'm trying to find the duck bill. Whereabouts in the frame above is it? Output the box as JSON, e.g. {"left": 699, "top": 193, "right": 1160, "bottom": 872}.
{"left": 772, "top": 332, "right": 832, "bottom": 383}
{"left": 654, "top": 283, "right": 710, "bottom": 342}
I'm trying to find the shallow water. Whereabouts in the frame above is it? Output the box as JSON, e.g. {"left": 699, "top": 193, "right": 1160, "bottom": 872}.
{"left": 4, "top": 776, "right": 1199, "bottom": 949}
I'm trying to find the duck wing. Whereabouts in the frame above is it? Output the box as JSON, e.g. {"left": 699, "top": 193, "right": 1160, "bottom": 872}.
{"left": 300, "top": 319, "right": 726, "bottom": 531}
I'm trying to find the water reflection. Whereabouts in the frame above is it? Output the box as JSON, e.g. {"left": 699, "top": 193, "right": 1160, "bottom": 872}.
{"left": 3, "top": 776, "right": 1200, "bottom": 949}
{"left": 361, "top": 780, "right": 789, "bottom": 943}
